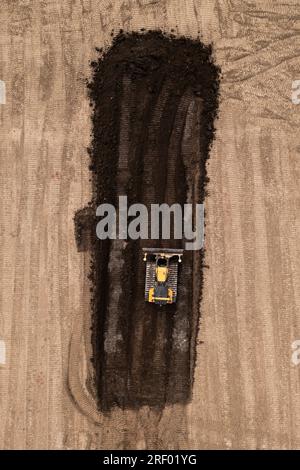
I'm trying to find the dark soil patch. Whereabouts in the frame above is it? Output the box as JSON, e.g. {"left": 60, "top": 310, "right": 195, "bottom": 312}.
{"left": 75, "top": 31, "right": 220, "bottom": 412}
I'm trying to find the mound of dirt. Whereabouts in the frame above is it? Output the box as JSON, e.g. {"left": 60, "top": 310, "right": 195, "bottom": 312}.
{"left": 75, "top": 31, "right": 220, "bottom": 411}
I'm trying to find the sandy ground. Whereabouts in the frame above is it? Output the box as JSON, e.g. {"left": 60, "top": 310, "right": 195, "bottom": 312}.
{"left": 1, "top": 0, "right": 300, "bottom": 450}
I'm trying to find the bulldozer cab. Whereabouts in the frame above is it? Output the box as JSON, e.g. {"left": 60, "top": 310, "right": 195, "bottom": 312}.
{"left": 156, "top": 257, "right": 169, "bottom": 283}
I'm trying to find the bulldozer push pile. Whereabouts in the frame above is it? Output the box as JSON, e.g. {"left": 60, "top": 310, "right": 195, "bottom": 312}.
{"left": 75, "top": 31, "right": 220, "bottom": 410}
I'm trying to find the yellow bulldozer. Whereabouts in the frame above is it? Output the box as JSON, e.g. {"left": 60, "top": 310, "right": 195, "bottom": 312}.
{"left": 143, "top": 248, "right": 183, "bottom": 306}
